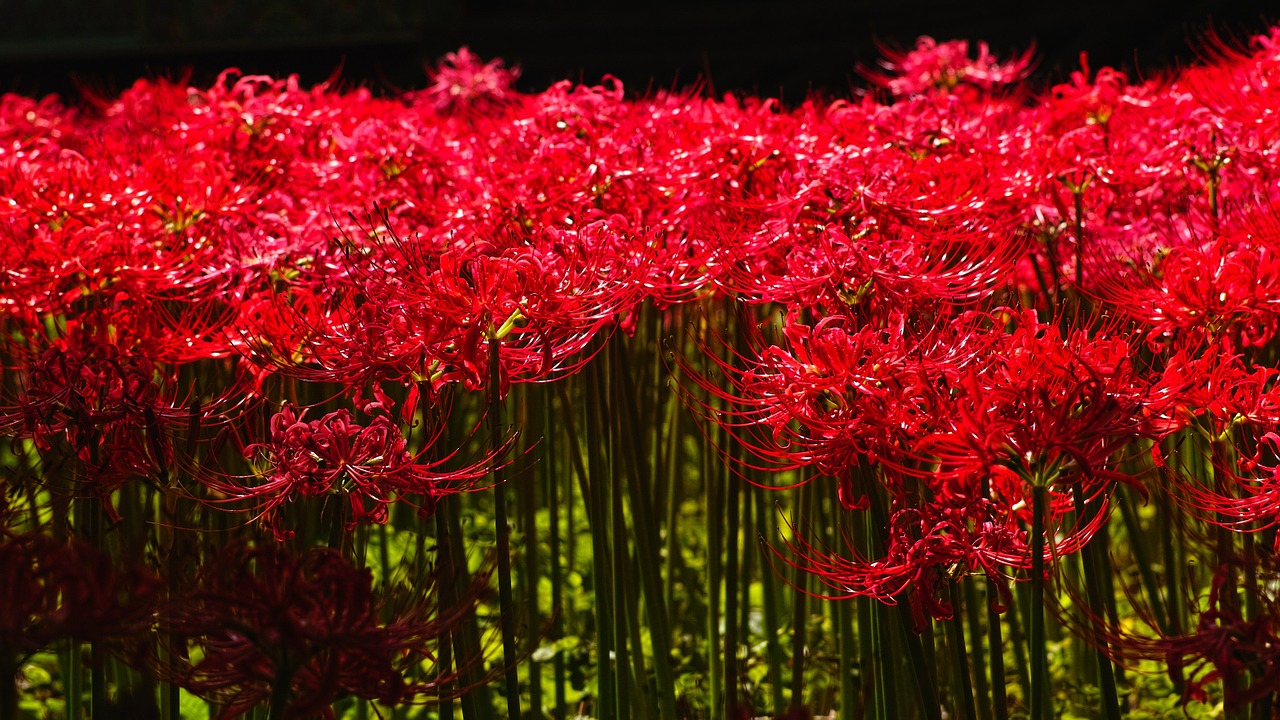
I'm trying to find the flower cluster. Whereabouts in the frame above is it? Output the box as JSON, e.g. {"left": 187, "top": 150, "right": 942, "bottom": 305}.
{"left": 7, "top": 30, "right": 1280, "bottom": 717}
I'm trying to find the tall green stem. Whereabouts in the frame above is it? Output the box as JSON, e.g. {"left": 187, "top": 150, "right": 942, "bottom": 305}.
{"left": 1030, "top": 485, "right": 1049, "bottom": 720}
{"left": 1071, "top": 484, "right": 1122, "bottom": 720}
{"left": 487, "top": 341, "right": 521, "bottom": 720}
{"left": 612, "top": 344, "right": 678, "bottom": 719}
{"left": 757, "top": 485, "right": 786, "bottom": 715}
{"left": 577, "top": 369, "right": 616, "bottom": 719}
{"left": 860, "top": 468, "right": 941, "bottom": 720}
{"left": 545, "top": 391, "right": 568, "bottom": 720}
{"left": 788, "top": 482, "right": 812, "bottom": 711}
{"left": 947, "top": 582, "right": 978, "bottom": 720}
{"left": 987, "top": 578, "right": 1009, "bottom": 720}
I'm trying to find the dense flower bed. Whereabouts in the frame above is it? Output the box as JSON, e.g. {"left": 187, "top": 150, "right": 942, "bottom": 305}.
{"left": 6, "top": 33, "right": 1280, "bottom": 720}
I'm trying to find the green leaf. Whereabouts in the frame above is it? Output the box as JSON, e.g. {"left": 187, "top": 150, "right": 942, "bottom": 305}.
{"left": 531, "top": 635, "right": 582, "bottom": 662}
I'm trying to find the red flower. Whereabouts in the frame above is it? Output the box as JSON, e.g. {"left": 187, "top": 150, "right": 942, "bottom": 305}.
{"left": 777, "top": 496, "right": 1029, "bottom": 628}
{"left": 202, "top": 404, "right": 492, "bottom": 541}
{"left": 0, "top": 340, "right": 213, "bottom": 513}
{"left": 246, "top": 212, "right": 644, "bottom": 398}
{"left": 417, "top": 47, "right": 521, "bottom": 115}
{"left": 1114, "top": 567, "right": 1280, "bottom": 714}
{"left": 0, "top": 533, "right": 160, "bottom": 662}
{"left": 909, "top": 314, "right": 1147, "bottom": 505}
{"left": 165, "top": 543, "right": 484, "bottom": 720}
{"left": 862, "top": 37, "right": 1034, "bottom": 98}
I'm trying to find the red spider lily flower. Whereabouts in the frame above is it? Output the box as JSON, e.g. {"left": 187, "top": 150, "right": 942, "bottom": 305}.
{"left": 904, "top": 313, "right": 1148, "bottom": 506}
{"left": 1145, "top": 341, "right": 1280, "bottom": 442}
{"left": 1177, "top": 27, "right": 1280, "bottom": 188}
{"left": 1094, "top": 209, "right": 1280, "bottom": 350}
{"left": 680, "top": 310, "right": 1001, "bottom": 485}
{"left": 751, "top": 315, "right": 1133, "bottom": 622}
{"left": 0, "top": 115, "right": 299, "bottom": 364}
{"left": 201, "top": 404, "right": 493, "bottom": 541}
{"left": 0, "top": 533, "right": 160, "bottom": 665}
{"left": 1110, "top": 567, "right": 1280, "bottom": 714}
{"left": 417, "top": 47, "right": 521, "bottom": 116}
{"left": 233, "top": 283, "right": 459, "bottom": 395}
{"left": 680, "top": 313, "right": 923, "bottom": 480}
{"left": 705, "top": 92, "right": 1030, "bottom": 311}
{"left": 862, "top": 37, "right": 1035, "bottom": 99}
{"left": 0, "top": 339, "right": 227, "bottom": 513}
{"left": 1040, "top": 54, "right": 1140, "bottom": 133}
{"left": 715, "top": 208, "right": 1025, "bottom": 312}
{"left": 245, "top": 213, "right": 645, "bottom": 398}
{"left": 164, "top": 542, "right": 487, "bottom": 719}
{"left": 776, "top": 496, "right": 1032, "bottom": 628}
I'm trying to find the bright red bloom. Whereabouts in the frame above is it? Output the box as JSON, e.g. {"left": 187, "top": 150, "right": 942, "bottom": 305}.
{"left": 778, "top": 496, "right": 1029, "bottom": 627}
{"left": 863, "top": 37, "right": 1034, "bottom": 98}
{"left": 202, "top": 404, "right": 490, "bottom": 541}
{"left": 418, "top": 47, "right": 521, "bottom": 115}
{"left": 914, "top": 316, "right": 1147, "bottom": 496}
{"left": 1095, "top": 208, "right": 1280, "bottom": 350}
{"left": 246, "top": 212, "right": 645, "bottom": 398}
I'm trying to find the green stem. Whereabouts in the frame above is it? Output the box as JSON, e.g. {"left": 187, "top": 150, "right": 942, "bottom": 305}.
{"left": 1006, "top": 584, "right": 1031, "bottom": 711}
{"left": 1071, "top": 484, "right": 1122, "bottom": 720}
{"left": 857, "top": 594, "right": 877, "bottom": 720}
{"left": 620, "top": 546, "right": 650, "bottom": 720}
{"left": 545, "top": 392, "right": 568, "bottom": 720}
{"left": 700, "top": 309, "right": 726, "bottom": 720}
{"left": 705, "top": 420, "right": 724, "bottom": 720}
{"left": 85, "top": 501, "right": 108, "bottom": 720}
{"left": 723, "top": 452, "right": 741, "bottom": 717}
{"left": 757, "top": 489, "right": 786, "bottom": 715}
{"left": 578, "top": 369, "right": 616, "bottom": 719}
{"left": 947, "top": 582, "right": 979, "bottom": 720}
{"left": 964, "top": 577, "right": 992, "bottom": 720}
{"left": 1155, "top": 443, "right": 1186, "bottom": 691}
{"left": 987, "top": 578, "right": 1009, "bottom": 720}
{"left": 860, "top": 470, "right": 941, "bottom": 720}
{"left": 610, "top": 406, "right": 632, "bottom": 720}
{"left": 838, "top": 596, "right": 856, "bottom": 720}
{"left": 612, "top": 344, "right": 678, "bottom": 719}
{"left": 440, "top": 492, "right": 490, "bottom": 720}
{"left": 1030, "top": 485, "right": 1049, "bottom": 720}
{"left": 878, "top": 601, "right": 901, "bottom": 718}
{"left": 788, "top": 482, "right": 813, "bottom": 711}
{"left": 437, "top": 535, "right": 455, "bottom": 720}
{"left": 662, "top": 390, "right": 683, "bottom": 616}
{"left": 849, "top": 506, "right": 878, "bottom": 719}
{"left": 1116, "top": 489, "right": 1169, "bottom": 633}
{"left": 520, "top": 388, "right": 543, "bottom": 718}
{"left": 488, "top": 340, "right": 521, "bottom": 720}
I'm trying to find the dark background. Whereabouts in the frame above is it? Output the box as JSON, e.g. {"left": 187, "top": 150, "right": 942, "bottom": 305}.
{"left": 1, "top": 0, "right": 1276, "bottom": 101}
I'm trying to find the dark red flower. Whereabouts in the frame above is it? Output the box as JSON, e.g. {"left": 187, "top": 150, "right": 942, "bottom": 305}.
{"left": 0, "top": 533, "right": 160, "bottom": 662}
{"left": 165, "top": 542, "right": 484, "bottom": 720}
